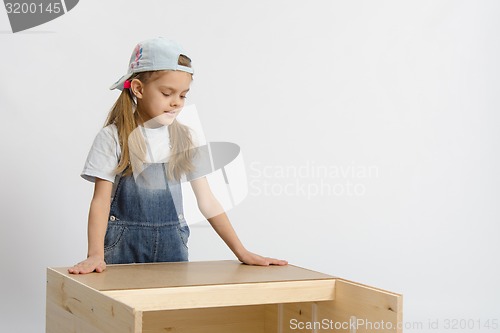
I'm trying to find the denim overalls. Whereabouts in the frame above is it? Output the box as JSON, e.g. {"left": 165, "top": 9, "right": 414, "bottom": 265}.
{"left": 103, "top": 162, "right": 189, "bottom": 264}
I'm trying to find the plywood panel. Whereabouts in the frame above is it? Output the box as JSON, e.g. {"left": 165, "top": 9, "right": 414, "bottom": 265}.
{"left": 316, "top": 279, "right": 403, "bottom": 333}
{"left": 46, "top": 268, "right": 141, "bottom": 333}
{"left": 102, "top": 279, "right": 335, "bottom": 311}
{"left": 282, "top": 302, "right": 315, "bottom": 333}
{"left": 46, "top": 300, "right": 104, "bottom": 333}
{"left": 264, "top": 304, "right": 279, "bottom": 333}
{"left": 142, "top": 305, "right": 265, "bottom": 333}
{"left": 51, "top": 260, "right": 335, "bottom": 291}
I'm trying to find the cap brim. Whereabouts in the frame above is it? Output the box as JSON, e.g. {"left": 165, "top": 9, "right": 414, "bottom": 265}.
{"left": 109, "top": 73, "right": 133, "bottom": 91}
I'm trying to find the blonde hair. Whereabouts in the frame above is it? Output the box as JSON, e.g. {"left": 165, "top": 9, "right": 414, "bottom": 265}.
{"left": 104, "top": 55, "right": 196, "bottom": 181}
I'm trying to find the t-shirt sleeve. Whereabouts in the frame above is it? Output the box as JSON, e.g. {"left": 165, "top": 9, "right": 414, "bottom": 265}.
{"left": 81, "top": 126, "right": 121, "bottom": 183}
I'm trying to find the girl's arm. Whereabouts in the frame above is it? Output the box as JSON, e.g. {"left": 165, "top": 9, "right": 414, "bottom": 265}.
{"left": 190, "top": 177, "right": 287, "bottom": 266}
{"left": 68, "top": 178, "right": 113, "bottom": 274}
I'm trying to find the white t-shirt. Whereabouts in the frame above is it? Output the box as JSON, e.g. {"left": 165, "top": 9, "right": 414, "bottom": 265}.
{"left": 81, "top": 124, "right": 210, "bottom": 184}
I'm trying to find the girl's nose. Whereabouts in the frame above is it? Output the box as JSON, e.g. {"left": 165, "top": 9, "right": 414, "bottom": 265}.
{"left": 171, "top": 96, "right": 182, "bottom": 107}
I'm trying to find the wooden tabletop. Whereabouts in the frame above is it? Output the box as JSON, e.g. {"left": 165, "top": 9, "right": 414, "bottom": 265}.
{"left": 51, "top": 260, "right": 335, "bottom": 291}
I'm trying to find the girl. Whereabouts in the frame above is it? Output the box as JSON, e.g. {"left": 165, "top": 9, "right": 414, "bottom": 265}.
{"left": 69, "top": 37, "right": 287, "bottom": 274}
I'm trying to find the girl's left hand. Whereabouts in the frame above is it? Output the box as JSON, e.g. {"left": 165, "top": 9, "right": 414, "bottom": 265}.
{"left": 237, "top": 250, "right": 288, "bottom": 266}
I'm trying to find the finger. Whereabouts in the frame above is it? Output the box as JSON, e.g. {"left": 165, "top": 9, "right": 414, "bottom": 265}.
{"left": 95, "top": 263, "right": 106, "bottom": 273}
{"left": 268, "top": 258, "right": 288, "bottom": 266}
{"left": 69, "top": 264, "right": 84, "bottom": 274}
{"left": 75, "top": 262, "right": 96, "bottom": 274}
{"left": 260, "top": 259, "right": 271, "bottom": 266}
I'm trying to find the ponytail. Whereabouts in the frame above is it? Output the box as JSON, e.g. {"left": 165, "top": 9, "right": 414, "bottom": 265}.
{"left": 105, "top": 89, "right": 137, "bottom": 177}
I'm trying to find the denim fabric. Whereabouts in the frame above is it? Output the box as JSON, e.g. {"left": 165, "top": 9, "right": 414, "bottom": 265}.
{"left": 104, "top": 163, "right": 189, "bottom": 264}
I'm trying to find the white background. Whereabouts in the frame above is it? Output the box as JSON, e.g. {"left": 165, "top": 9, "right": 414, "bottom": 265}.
{"left": 1, "top": 1, "right": 499, "bottom": 332}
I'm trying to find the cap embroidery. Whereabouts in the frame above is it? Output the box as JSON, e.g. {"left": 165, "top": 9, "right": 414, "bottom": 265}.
{"left": 130, "top": 44, "right": 143, "bottom": 69}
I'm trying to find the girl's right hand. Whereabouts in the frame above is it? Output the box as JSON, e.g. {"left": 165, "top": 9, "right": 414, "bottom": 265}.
{"left": 68, "top": 256, "right": 106, "bottom": 274}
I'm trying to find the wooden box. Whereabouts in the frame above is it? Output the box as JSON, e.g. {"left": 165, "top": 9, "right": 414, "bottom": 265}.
{"left": 46, "top": 260, "right": 402, "bottom": 332}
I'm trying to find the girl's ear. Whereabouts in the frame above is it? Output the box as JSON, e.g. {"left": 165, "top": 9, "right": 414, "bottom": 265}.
{"left": 130, "top": 79, "right": 144, "bottom": 99}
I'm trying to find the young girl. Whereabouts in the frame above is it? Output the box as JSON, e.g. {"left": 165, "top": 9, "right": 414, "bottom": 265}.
{"left": 69, "top": 37, "right": 287, "bottom": 274}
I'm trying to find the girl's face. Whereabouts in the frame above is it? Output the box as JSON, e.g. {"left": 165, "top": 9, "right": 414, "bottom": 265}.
{"left": 133, "top": 70, "right": 192, "bottom": 127}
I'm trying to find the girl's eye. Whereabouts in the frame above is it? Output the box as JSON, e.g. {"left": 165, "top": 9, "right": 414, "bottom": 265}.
{"left": 181, "top": 95, "right": 187, "bottom": 99}
{"left": 162, "top": 93, "right": 170, "bottom": 97}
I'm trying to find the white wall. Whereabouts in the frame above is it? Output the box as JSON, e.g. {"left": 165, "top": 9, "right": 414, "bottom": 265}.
{"left": 1, "top": 1, "right": 499, "bottom": 332}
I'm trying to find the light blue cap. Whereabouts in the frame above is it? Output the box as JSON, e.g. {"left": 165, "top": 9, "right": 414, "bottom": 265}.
{"left": 110, "top": 37, "right": 194, "bottom": 91}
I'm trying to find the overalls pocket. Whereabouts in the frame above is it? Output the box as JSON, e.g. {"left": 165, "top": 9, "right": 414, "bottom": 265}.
{"left": 103, "top": 222, "right": 127, "bottom": 252}
{"left": 176, "top": 223, "right": 190, "bottom": 249}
